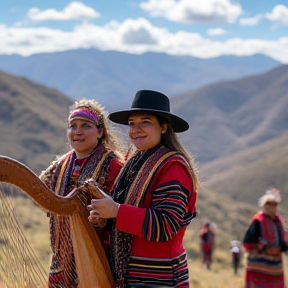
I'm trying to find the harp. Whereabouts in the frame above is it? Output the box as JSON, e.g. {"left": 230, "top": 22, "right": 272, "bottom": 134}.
{"left": 0, "top": 155, "right": 115, "bottom": 288}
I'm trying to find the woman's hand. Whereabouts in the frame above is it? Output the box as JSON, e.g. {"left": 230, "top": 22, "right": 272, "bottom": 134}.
{"left": 87, "top": 207, "right": 107, "bottom": 228}
{"left": 88, "top": 192, "right": 120, "bottom": 219}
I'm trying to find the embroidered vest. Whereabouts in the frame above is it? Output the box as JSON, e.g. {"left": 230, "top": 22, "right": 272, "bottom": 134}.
{"left": 253, "top": 211, "right": 285, "bottom": 247}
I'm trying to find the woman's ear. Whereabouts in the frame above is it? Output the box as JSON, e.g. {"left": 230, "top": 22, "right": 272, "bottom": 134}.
{"left": 97, "top": 127, "right": 104, "bottom": 139}
{"left": 162, "top": 123, "right": 168, "bottom": 134}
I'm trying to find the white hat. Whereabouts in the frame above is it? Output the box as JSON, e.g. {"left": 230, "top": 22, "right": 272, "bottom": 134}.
{"left": 258, "top": 187, "right": 282, "bottom": 207}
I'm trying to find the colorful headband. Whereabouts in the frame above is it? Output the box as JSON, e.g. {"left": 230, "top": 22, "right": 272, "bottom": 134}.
{"left": 68, "top": 107, "right": 102, "bottom": 126}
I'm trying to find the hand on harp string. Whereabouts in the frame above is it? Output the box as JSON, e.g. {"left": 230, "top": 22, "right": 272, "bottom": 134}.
{"left": 80, "top": 178, "right": 120, "bottom": 222}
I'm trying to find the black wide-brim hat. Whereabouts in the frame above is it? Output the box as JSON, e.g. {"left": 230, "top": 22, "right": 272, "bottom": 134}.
{"left": 108, "top": 90, "right": 189, "bottom": 133}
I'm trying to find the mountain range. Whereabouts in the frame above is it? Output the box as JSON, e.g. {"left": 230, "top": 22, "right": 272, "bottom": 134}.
{"left": 0, "top": 49, "right": 281, "bottom": 111}
{"left": 172, "top": 64, "right": 288, "bottom": 163}
{"left": 1, "top": 60, "right": 287, "bottom": 168}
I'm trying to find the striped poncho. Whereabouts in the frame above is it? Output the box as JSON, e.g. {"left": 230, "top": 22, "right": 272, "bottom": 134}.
{"left": 110, "top": 146, "right": 197, "bottom": 287}
{"left": 243, "top": 211, "right": 288, "bottom": 288}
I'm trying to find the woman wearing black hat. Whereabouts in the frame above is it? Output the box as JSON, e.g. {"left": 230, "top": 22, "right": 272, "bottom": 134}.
{"left": 87, "top": 90, "right": 199, "bottom": 287}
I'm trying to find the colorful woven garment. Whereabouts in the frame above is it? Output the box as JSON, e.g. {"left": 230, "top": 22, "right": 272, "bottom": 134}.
{"left": 243, "top": 212, "right": 286, "bottom": 288}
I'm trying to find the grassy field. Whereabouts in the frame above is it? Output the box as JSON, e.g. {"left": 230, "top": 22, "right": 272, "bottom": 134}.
{"left": 188, "top": 258, "right": 245, "bottom": 288}
{"left": 184, "top": 224, "right": 246, "bottom": 288}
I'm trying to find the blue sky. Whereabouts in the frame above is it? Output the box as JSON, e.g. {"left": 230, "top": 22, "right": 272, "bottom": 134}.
{"left": 0, "top": 0, "right": 288, "bottom": 63}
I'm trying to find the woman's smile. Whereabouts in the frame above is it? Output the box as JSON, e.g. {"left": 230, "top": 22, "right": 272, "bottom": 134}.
{"left": 128, "top": 113, "right": 167, "bottom": 151}
{"left": 67, "top": 119, "right": 103, "bottom": 158}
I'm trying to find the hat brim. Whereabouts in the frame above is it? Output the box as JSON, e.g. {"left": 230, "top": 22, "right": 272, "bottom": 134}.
{"left": 108, "top": 108, "right": 189, "bottom": 133}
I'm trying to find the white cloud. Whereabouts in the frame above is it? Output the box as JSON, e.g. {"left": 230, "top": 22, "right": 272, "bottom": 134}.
{"left": 0, "top": 18, "right": 287, "bottom": 64}
{"left": 239, "top": 14, "right": 262, "bottom": 26}
{"left": 120, "top": 18, "right": 158, "bottom": 45}
{"left": 27, "top": 1, "right": 100, "bottom": 21}
{"left": 207, "top": 28, "right": 227, "bottom": 36}
{"left": 140, "top": 0, "right": 243, "bottom": 24}
{"left": 265, "top": 5, "right": 288, "bottom": 25}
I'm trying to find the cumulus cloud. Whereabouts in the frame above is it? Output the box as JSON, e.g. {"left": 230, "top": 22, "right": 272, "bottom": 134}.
{"left": 121, "top": 18, "right": 158, "bottom": 45}
{"left": 207, "top": 28, "right": 227, "bottom": 36}
{"left": 27, "top": 1, "right": 100, "bottom": 21}
{"left": 265, "top": 5, "right": 288, "bottom": 25}
{"left": 239, "top": 14, "right": 262, "bottom": 26}
{"left": 140, "top": 0, "right": 243, "bottom": 24}
{"left": 0, "top": 18, "right": 287, "bottom": 64}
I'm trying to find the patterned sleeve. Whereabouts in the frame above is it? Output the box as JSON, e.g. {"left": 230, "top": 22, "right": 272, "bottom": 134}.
{"left": 143, "top": 179, "right": 192, "bottom": 241}
{"left": 39, "top": 154, "right": 67, "bottom": 191}
{"left": 243, "top": 219, "right": 261, "bottom": 250}
{"left": 39, "top": 161, "right": 57, "bottom": 190}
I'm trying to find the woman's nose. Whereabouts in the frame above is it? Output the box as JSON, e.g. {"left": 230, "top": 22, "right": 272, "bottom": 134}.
{"left": 75, "top": 127, "right": 83, "bottom": 134}
{"left": 130, "top": 125, "right": 139, "bottom": 131}
{"left": 130, "top": 123, "right": 143, "bottom": 131}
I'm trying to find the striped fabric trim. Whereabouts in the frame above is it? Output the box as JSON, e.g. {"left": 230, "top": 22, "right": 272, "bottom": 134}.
{"left": 124, "top": 150, "right": 177, "bottom": 206}
{"left": 126, "top": 253, "right": 189, "bottom": 287}
{"left": 143, "top": 180, "right": 191, "bottom": 242}
{"left": 92, "top": 150, "right": 113, "bottom": 179}
{"left": 246, "top": 254, "right": 283, "bottom": 276}
{"left": 55, "top": 151, "right": 73, "bottom": 195}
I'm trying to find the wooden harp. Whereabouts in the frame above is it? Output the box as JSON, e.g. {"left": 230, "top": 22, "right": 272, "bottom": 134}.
{"left": 0, "top": 155, "right": 115, "bottom": 288}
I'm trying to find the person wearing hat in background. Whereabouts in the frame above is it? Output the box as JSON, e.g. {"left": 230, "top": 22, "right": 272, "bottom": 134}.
{"left": 230, "top": 239, "right": 242, "bottom": 275}
{"left": 86, "top": 90, "right": 199, "bottom": 287}
{"left": 242, "top": 187, "right": 288, "bottom": 288}
{"left": 39, "top": 99, "right": 124, "bottom": 288}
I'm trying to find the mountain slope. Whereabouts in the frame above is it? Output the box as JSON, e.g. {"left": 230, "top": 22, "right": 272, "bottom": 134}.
{"left": 0, "top": 70, "right": 72, "bottom": 173}
{"left": 0, "top": 49, "right": 280, "bottom": 111}
{"left": 171, "top": 64, "right": 288, "bottom": 164}
{"left": 201, "top": 132, "right": 288, "bottom": 212}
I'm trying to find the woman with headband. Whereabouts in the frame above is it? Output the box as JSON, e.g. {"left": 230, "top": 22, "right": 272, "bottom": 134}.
{"left": 40, "top": 98, "right": 124, "bottom": 288}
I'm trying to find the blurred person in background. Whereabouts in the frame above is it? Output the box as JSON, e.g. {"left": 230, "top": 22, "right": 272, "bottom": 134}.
{"left": 243, "top": 188, "right": 288, "bottom": 288}
{"left": 230, "top": 239, "right": 242, "bottom": 275}
{"left": 199, "top": 219, "right": 215, "bottom": 270}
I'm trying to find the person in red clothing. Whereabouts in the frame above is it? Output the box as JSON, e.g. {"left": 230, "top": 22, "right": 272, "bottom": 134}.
{"left": 242, "top": 188, "right": 288, "bottom": 288}
{"left": 199, "top": 219, "right": 215, "bottom": 270}
{"left": 87, "top": 90, "right": 199, "bottom": 287}
{"left": 40, "top": 98, "right": 124, "bottom": 288}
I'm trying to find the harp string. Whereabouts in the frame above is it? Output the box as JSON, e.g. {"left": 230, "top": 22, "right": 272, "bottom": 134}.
{"left": 0, "top": 183, "right": 48, "bottom": 288}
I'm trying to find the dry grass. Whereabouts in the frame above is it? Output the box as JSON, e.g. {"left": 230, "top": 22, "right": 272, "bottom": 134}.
{"left": 1, "top": 190, "right": 288, "bottom": 288}
{"left": 184, "top": 224, "right": 245, "bottom": 288}
{"left": 188, "top": 258, "right": 245, "bottom": 288}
